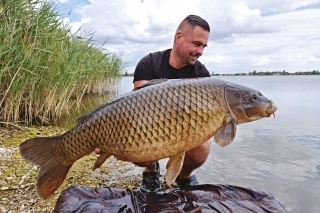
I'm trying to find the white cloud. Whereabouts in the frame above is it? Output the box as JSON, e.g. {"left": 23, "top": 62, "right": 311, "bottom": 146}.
{"left": 246, "top": 0, "right": 320, "bottom": 13}
{"left": 57, "top": 0, "right": 320, "bottom": 73}
{"left": 308, "top": 57, "right": 320, "bottom": 63}
{"left": 254, "top": 57, "right": 271, "bottom": 66}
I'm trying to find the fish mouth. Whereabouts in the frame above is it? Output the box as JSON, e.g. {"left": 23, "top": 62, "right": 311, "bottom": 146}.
{"left": 265, "top": 100, "right": 277, "bottom": 118}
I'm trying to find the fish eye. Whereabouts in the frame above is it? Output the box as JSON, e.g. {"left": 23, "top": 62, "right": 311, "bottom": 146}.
{"left": 252, "top": 94, "right": 257, "bottom": 99}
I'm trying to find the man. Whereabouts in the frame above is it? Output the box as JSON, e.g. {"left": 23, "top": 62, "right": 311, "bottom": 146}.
{"left": 96, "top": 15, "right": 211, "bottom": 192}
{"left": 132, "top": 14, "right": 211, "bottom": 192}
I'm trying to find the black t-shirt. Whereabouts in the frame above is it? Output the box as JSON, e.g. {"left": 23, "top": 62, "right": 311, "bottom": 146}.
{"left": 133, "top": 49, "right": 210, "bottom": 82}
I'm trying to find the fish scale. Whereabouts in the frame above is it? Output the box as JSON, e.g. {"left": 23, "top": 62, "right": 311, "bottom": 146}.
{"left": 19, "top": 77, "right": 277, "bottom": 199}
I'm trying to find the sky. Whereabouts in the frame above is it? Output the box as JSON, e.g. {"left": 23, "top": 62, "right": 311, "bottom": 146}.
{"left": 54, "top": 0, "right": 320, "bottom": 74}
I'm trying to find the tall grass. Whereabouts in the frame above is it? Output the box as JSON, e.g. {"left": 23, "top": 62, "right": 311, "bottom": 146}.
{"left": 0, "top": 0, "right": 125, "bottom": 125}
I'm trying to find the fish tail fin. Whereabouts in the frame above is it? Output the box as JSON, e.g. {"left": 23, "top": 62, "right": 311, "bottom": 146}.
{"left": 19, "top": 136, "right": 73, "bottom": 199}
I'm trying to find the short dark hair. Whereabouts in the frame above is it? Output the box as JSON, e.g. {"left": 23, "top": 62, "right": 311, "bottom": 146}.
{"left": 185, "top": 15, "right": 210, "bottom": 32}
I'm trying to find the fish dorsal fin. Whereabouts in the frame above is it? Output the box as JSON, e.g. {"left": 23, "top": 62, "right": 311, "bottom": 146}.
{"left": 214, "top": 112, "right": 237, "bottom": 147}
{"left": 165, "top": 152, "right": 185, "bottom": 186}
{"left": 76, "top": 95, "right": 126, "bottom": 125}
{"left": 76, "top": 109, "right": 97, "bottom": 125}
{"left": 77, "top": 79, "right": 171, "bottom": 124}
{"left": 133, "top": 79, "right": 171, "bottom": 91}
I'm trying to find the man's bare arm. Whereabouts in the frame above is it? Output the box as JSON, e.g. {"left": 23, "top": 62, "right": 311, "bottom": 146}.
{"left": 134, "top": 80, "right": 150, "bottom": 89}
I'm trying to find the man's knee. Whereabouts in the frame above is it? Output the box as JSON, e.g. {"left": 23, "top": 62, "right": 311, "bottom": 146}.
{"left": 185, "top": 140, "right": 211, "bottom": 166}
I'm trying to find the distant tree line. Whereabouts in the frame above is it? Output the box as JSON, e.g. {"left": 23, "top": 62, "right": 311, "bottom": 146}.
{"left": 123, "top": 72, "right": 134, "bottom": 76}
{"left": 210, "top": 70, "right": 320, "bottom": 76}
{"left": 123, "top": 70, "right": 320, "bottom": 77}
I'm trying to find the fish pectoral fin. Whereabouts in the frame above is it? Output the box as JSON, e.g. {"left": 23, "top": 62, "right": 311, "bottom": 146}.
{"left": 214, "top": 114, "right": 237, "bottom": 147}
{"left": 165, "top": 152, "right": 185, "bottom": 186}
{"left": 93, "top": 152, "right": 111, "bottom": 170}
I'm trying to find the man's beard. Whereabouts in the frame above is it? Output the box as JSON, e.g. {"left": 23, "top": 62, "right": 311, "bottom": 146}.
{"left": 186, "top": 53, "right": 199, "bottom": 65}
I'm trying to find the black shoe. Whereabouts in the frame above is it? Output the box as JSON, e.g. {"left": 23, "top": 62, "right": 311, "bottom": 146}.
{"left": 175, "top": 175, "right": 199, "bottom": 187}
{"left": 139, "top": 161, "right": 161, "bottom": 192}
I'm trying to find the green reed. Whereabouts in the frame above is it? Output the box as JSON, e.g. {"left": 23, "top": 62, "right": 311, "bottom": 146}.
{"left": 0, "top": 0, "right": 125, "bottom": 124}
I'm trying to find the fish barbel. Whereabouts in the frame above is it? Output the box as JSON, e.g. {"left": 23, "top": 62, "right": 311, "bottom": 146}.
{"left": 19, "top": 77, "right": 277, "bottom": 199}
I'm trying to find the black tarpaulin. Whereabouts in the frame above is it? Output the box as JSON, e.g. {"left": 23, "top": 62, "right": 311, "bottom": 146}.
{"left": 53, "top": 184, "right": 287, "bottom": 213}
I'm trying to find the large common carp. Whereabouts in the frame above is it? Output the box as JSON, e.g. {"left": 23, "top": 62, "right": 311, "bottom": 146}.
{"left": 19, "top": 77, "right": 277, "bottom": 199}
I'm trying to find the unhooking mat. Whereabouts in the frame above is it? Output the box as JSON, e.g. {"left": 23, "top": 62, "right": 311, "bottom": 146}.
{"left": 53, "top": 184, "right": 287, "bottom": 213}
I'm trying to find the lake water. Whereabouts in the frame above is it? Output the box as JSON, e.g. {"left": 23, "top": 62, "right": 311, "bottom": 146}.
{"left": 63, "top": 75, "right": 320, "bottom": 213}
{"left": 118, "top": 75, "right": 320, "bottom": 213}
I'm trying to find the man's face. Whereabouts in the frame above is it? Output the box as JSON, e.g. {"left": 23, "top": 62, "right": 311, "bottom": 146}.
{"left": 176, "top": 26, "right": 209, "bottom": 66}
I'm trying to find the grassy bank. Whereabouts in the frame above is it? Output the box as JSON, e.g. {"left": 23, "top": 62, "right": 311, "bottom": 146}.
{"left": 0, "top": 0, "right": 125, "bottom": 125}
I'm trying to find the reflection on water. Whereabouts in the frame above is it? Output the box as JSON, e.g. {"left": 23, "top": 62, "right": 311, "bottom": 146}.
{"left": 59, "top": 76, "right": 320, "bottom": 213}
{"left": 56, "top": 93, "right": 117, "bottom": 128}
{"left": 56, "top": 77, "right": 122, "bottom": 128}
